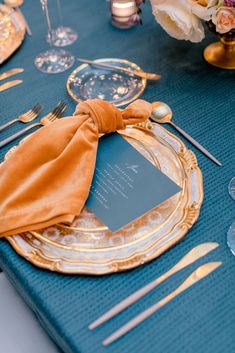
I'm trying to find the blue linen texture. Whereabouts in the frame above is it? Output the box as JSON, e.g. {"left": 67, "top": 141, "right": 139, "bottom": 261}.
{"left": 0, "top": 1, "right": 234, "bottom": 353}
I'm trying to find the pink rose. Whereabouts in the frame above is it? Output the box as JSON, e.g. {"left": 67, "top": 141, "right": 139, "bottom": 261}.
{"left": 215, "top": 7, "right": 235, "bottom": 33}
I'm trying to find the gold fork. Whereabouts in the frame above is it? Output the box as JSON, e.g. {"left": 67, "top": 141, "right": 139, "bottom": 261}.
{"left": 0, "top": 103, "right": 43, "bottom": 133}
{"left": 0, "top": 102, "right": 68, "bottom": 149}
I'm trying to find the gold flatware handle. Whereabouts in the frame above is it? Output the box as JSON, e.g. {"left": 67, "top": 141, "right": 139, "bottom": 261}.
{"left": 103, "top": 262, "right": 222, "bottom": 346}
{"left": 0, "top": 68, "right": 24, "bottom": 81}
{"left": 77, "top": 58, "right": 161, "bottom": 81}
{"left": 0, "top": 80, "right": 23, "bottom": 92}
{"left": 89, "top": 242, "right": 219, "bottom": 330}
{"left": 0, "top": 123, "right": 39, "bottom": 148}
{"left": 133, "top": 70, "right": 160, "bottom": 80}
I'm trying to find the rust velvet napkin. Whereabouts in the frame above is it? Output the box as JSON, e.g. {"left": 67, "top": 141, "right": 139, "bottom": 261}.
{"left": 0, "top": 99, "right": 153, "bottom": 237}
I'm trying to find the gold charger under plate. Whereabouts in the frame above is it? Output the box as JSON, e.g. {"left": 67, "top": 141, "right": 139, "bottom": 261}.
{"left": 0, "top": 4, "right": 25, "bottom": 64}
{"left": 6, "top": 122, "right": 203, "bottom": 275}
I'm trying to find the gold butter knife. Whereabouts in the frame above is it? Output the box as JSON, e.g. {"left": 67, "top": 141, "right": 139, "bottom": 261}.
{"left": 89, "top": 242, "right": 219, "bottom": 330}
{"left": 77, "top": 58, "right": 161, "bottom": 81}
{"left": 0, "top": 80, "right": 23, "bottom": 92}
{"left": 0, "top": 68, "right": 24, "bottom": 81}
{"left": 103, "top": 261, "right": 222, "bottom": 346}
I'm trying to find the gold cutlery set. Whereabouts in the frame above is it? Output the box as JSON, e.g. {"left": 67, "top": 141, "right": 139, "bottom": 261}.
{"left": 0, "top": 59, "right": 222, "bottom": 347}
{"left": 0, "top": 61, "right": 222, "bottom": 166}
{"left": 88, "top": 242, "right": 222, "bottom": 346}
{"left": 0, "top": 102, "right": 68, "bottom": 148}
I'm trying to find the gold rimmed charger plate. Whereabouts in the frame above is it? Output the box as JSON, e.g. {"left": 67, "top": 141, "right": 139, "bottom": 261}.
{"left": 66, "top": 58, "right": 147, "bottom": 107}
{"left": 0, "top": 4, "right": 25, "bottom": 64}
{"left": 6, "top": 122, "right": 203, "bottom": 275}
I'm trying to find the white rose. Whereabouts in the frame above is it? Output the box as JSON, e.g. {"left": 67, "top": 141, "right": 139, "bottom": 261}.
{"left": 188, "top": 0, "right": 218, "bottom": 21}
{"left": 150, "top": 0, "right": 205, "bottom": 43}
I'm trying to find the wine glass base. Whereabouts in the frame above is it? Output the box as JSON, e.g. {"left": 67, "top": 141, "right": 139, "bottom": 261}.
{"left": 52, "top": 26, "right": 78, "bottom": 47}
{"left": 227, "top": 221, "right": 235, "bottom": 256}
{"left": 228, "top": 176, "right": 235, "bottom": 201}
{"left": 34, "top": 49, "right": 75, "bottom": 74}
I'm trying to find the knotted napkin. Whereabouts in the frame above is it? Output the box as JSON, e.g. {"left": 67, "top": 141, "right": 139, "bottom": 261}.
{"left": 0, "top": 99, "right": 154, "bottom": 237}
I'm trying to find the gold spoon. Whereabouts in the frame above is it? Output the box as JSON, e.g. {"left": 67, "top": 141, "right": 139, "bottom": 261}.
{"left": 4, "top": 0, "right": 32, "bottom": 35}
{"left": 151, "top": 102, "right": 222, "bottom": 167}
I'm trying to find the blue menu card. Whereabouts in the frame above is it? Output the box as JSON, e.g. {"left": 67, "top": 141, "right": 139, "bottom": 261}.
{"left": 86, "top": 133, "right": 181, "bottom": 232}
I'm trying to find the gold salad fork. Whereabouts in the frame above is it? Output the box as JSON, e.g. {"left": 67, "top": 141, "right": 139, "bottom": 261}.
{"left": 0, "top": 103, "right": 43, "bottom": 132}
{"left": 0, "top": 102, "right": 68, "bottom": 148}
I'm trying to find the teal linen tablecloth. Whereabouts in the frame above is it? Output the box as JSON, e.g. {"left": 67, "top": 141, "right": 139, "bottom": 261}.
{"left": 0, "top": 1, "right": 235, "bottom": 352}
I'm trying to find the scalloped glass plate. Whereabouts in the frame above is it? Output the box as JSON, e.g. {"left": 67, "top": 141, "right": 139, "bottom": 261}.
{"left": 66, "top": 58, "right": 147, "bottom": 107}
{"left": 6, "top": 122, "right": 203, "bottom": 275}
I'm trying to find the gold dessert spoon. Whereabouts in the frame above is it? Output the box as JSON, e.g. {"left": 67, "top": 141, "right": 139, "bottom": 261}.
{"left": 151, "top": 102, "right": 222, "bottom": 167}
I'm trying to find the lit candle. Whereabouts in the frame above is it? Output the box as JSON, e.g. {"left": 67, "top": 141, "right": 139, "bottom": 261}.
{"left": 110, "top": 0, "right": 138, "bottom": 29}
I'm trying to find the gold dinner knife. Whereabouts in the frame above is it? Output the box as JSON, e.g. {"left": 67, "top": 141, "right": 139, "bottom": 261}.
{"left": 89, "top": 242, "right": 219, "bottom": 330}
{"left": 0, "top": 80, "right": 23, "bottom": 92}
{"left": 103, "top": 261, "right": 222, "bottom": 346}
{"left": 77, "top": 58, "right": 161, "bottom": 81}
{"left": 0, "top": 68, "right": 24, "bottom": 81}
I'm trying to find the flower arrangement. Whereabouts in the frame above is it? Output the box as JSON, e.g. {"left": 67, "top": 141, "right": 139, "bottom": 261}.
{"left": 150, "top": 0, "right": 235, "bottom": 43}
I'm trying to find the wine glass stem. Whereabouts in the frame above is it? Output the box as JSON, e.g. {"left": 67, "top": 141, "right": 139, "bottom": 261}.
{"left": 56, "top": 0, "right": 63, "bottom": 26}
{"left": 41, "top": 0, "right": 53, "bottom": 47}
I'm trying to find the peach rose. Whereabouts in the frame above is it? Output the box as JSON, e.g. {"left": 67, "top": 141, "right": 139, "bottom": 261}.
{"left": 214, "top": 6, "right": 235, "bottom": 33}
{"left": 150, "top": 0, "right": 205, "bottom": 42}
{"left": 188, "top": 0, "right": 218, "bottom": 21}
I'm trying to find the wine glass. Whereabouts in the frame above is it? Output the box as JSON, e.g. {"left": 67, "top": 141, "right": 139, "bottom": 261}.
{"left": 227, "top": 176, "right": 235, "bottom": 255}
{"left": 228, "top": 176, "right": 235, "bottom": 201}
{"left": 51, "top": 0, "right": 78, "bottom": 47}
{"left": 34, "top": 0, "right": 75, "bottom": 74}
{"left": 227, "top": 221, "right": 235, "bottom": 256}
